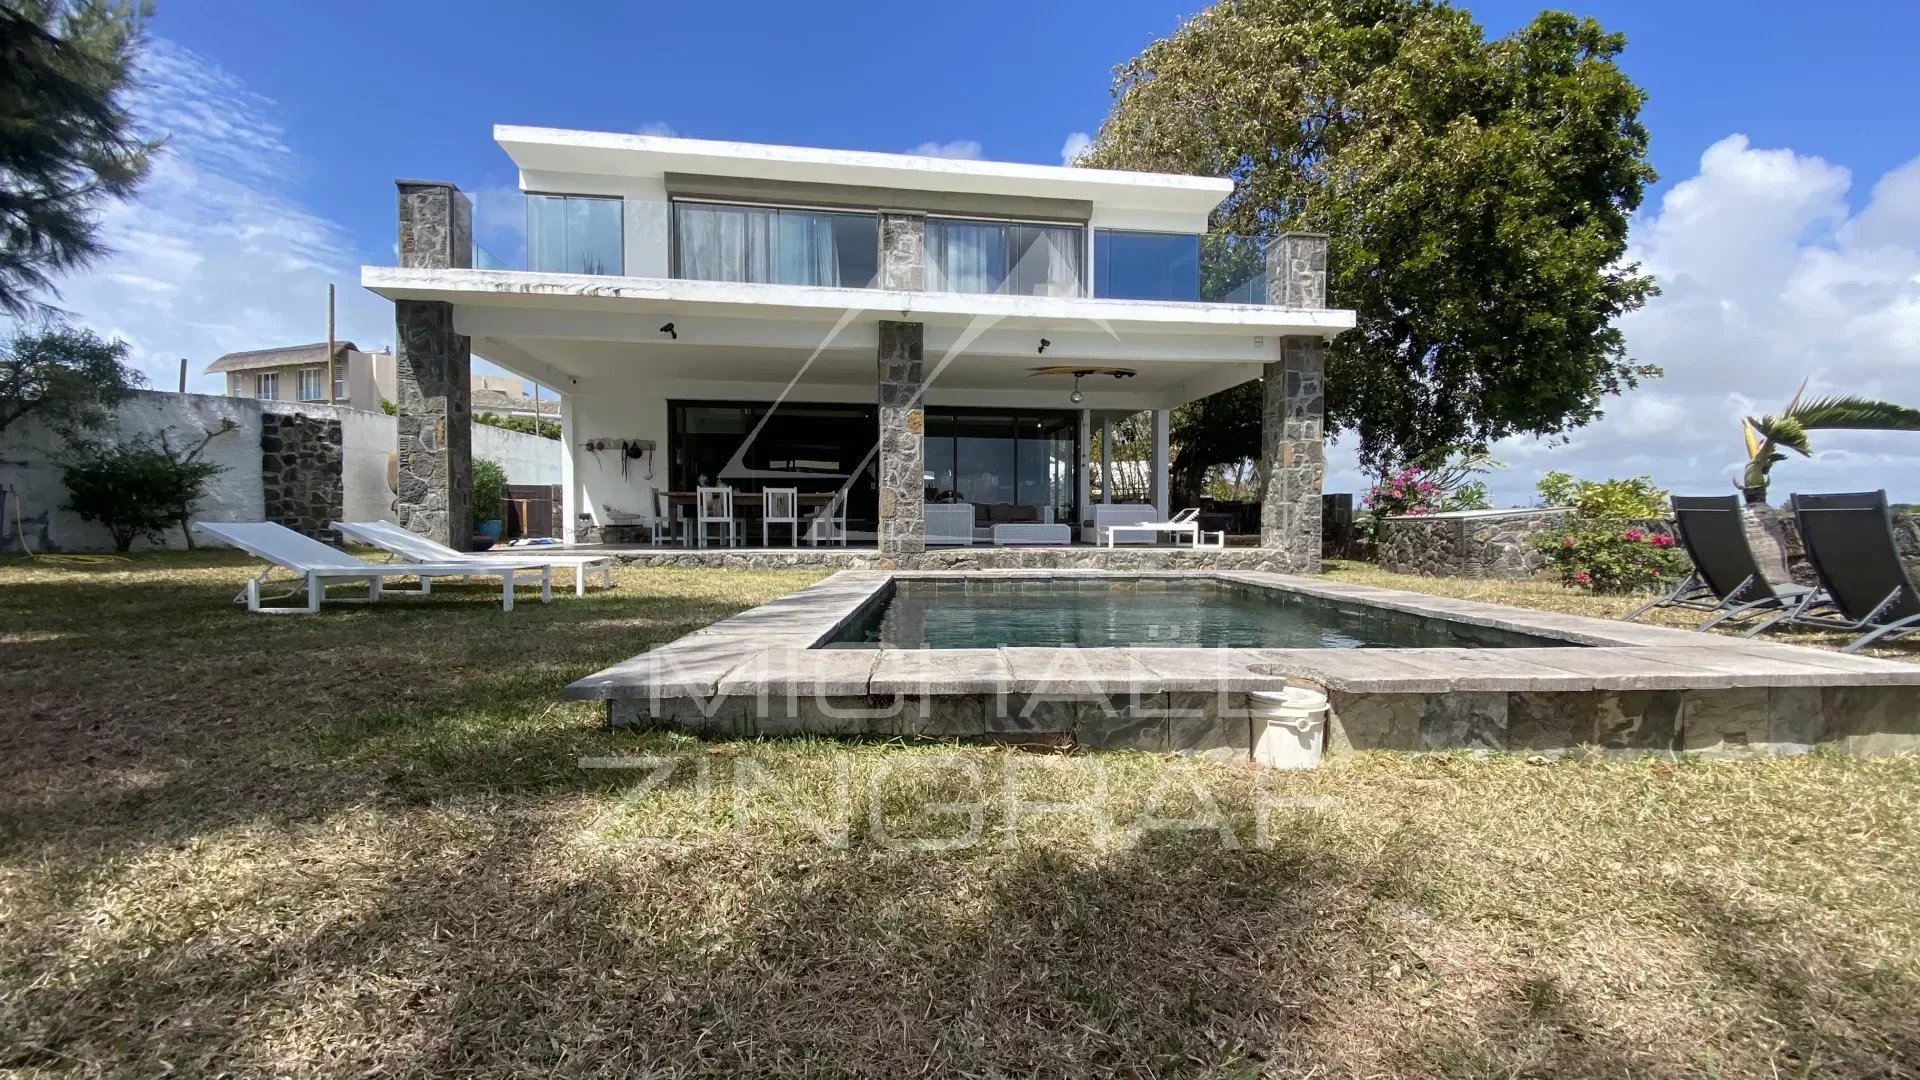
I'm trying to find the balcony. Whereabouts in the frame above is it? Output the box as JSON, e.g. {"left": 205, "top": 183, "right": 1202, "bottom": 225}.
{"left": 467, "top": 191, "right": 1280, "bottom": 307}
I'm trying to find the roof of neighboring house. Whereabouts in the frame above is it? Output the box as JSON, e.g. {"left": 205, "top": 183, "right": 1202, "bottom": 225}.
{"left": 205, "top": 341, "right": 359, "bottom": 374}
{"left": 472, "top": 385, "right": 558, "bottom": 415}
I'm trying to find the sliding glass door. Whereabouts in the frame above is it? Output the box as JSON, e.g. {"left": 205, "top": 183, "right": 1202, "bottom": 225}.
{"left": 672, "top": 202, "right": 879, "bottom": 287}
{"left": 925, "top": 218, "right": 1084, "bottom": 297}
{"left": 923, "top": 407, "right": 1079, "bottom": 526}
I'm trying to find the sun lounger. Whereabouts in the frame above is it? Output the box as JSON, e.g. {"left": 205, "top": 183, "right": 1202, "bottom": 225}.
{"left": 1752, "top": 490, "right": 1920, "bottom": 653}
{"left": 193, "top": 521, "right": 550, "bottom": 613}
{"left": 332, "top": 519, "right": 612, "bottom": 595}
{"left": 1624, "top": 495, "right": 1823, "bottom": 632}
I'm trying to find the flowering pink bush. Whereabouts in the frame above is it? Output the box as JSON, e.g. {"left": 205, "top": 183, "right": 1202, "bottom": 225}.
{"left": 1532, "top": 523, "right": 1687, "bottom": 594}
{"left": 1363, "top": 466, "right": 1446, "bottom": 518}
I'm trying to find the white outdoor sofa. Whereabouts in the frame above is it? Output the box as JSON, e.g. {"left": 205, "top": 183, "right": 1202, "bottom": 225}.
{"left": 195, "top": 521, "right": 551, "bottom": 613}
{"left": 332, "top": 519, "right": 614, "bottom": 595}
{"left": 1091, "top": 503, "right": 1160, "bottom": 545}
{"left": 925, "top": 503, "right": 976, "bottom": 546}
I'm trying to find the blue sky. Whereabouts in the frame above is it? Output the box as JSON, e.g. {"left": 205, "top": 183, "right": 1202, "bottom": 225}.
{"left": 49, "top": 0, "right": 1920, "bottom": 502}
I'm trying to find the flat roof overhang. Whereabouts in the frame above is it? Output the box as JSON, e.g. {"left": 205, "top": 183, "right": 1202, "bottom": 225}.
{"left": 494, "top": 125, "right": 1234, "bottom": 220}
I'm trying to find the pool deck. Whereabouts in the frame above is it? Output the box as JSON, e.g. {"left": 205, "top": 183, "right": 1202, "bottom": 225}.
{"left": 566, "top": 569, "right": 1920, "bottom": 759}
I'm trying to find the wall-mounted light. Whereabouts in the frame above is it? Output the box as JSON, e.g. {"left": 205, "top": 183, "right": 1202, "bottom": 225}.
{"left": 1070, "top": 373, "right": 1084, "bottom": 404}
{"left": 1037, "top": 338, "right": 1051, "bottom": 355}
{"left": 659, "top": 322, "right": 677, "bottom": 340}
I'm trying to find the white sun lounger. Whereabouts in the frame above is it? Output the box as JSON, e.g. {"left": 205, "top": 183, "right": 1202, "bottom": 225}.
{"left": 331, "top": 519, "right": 614, "bottom": 596}
{"left": 1101, "top": 507, "right": 1221, "bottom": 548}
{"left": 193, "top": 521, "right": 551, "bottom": 613}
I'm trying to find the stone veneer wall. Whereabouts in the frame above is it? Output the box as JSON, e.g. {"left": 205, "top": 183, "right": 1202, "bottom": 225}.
{"left": 607, "top": 546, "right": 1319, "bottom": 572}
{"left": 1256, "top": 233, "right": 1331, "bottom": 572}
{"left": 392, "top": 180, "right": 474, "bottom": 548}
{"left": 876, "top": 320, "right": 926, "bottom": 559}
{"left": 1326, "top": 684, "right": 1916, "bottom": 759}
{"left": 260, "top": 411, "right": 343, "bottom": 539}
{"left": 877, "top": 213, "right": 925, "bottom": 290}
{"left": 1377, "top": 508, "right": 1575, "bottom": 579}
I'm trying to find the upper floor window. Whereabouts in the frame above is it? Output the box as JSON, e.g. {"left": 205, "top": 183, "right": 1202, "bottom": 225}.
{"left": 332, "top": 360, "right": 347, "bottom": 401}
{"left": 673, "top": 201, "right": 878, "bottom": 288}
{"left": 925, "top": 217, "right": 1083, "bottom": 298}
{"left": 255, "top": 371, "right": 279, "bottom": 400}
{"left": 526, "top": 194, "right": 623, "bottom": 275}
{"left": 296, "top": 367, "right": 324, "bottom": 401}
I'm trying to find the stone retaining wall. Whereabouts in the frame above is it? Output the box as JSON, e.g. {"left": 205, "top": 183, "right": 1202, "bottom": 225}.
{"left": 260, "top": 412, "right": 342, "bottom": 539}
{"left": 604, "top": 547, "right": 1314, "bottom": 572}
{"left": 1378, "top": 508, "right": 1573, "bottom": 579}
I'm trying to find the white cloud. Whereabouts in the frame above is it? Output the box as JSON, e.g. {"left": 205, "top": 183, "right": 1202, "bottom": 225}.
{"left": 1059, "top": 131, "right": 1093, "bottom": 166}
{"left": 635, "top": 120, "right": 678, "bottom": 137}
{"left": 910, "top": 139, "right": 983, "bottom": 160}
{"left": 36, "top": 39, "right": 390, "bottom": 393}
{"left": 1328, "top": 134, "right": 1920, "bottom": 505}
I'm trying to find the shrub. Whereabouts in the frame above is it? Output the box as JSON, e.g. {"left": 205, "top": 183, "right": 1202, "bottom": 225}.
{"left": 62, "top": 428, "right": 228, "bottom": 552}
{"left": 472, "top": 458, "right": 506, "bottom": 523}
{"left": 1531, "top": 470, "right": 1681, "bottom": 593}
{"left": 475, "top": 411, "right": 560, "bottom": 439}
{"left": 1536, "top": 470, "right": 1667, "bottom": 519}
{"left": 1535, "top": 523, "right": 1686, "bottom": 594}
{"left": 1362, "top": 450, "right": 1497, "bottom": 519}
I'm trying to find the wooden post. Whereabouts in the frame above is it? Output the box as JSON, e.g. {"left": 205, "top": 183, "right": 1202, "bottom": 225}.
{"left": 325, "top": 283, "right": 337, "bottom": 404}
{"left": 177, "top": 358, "right": 187, "bottom": 393}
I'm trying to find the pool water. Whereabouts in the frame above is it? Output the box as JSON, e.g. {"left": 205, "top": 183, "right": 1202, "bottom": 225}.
{"left": 826, "top": 579, "right": 1562, "bottom": 649}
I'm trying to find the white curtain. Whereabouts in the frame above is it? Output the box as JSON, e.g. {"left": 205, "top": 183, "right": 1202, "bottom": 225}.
{"left": 677, "top": 205, "right": 844, "bottom": 285}
{"left": 928, "top": 220, "right": 1083, "bottom": 296}
{"left": 926, "top": 221, "right": 1006, "bottom": 294}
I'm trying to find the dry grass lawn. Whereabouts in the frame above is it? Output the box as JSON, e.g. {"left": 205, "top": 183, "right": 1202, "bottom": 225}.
{"left": 1, "top": 552, "right": 1917, "bottom": 1078}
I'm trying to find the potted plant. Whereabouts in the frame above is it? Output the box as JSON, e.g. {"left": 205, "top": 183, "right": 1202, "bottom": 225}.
{"left": 472, "top": 458, "right": 506, "bottom": 549}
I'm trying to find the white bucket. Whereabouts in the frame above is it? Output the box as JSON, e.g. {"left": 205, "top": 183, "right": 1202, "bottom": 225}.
{"left": 1250, "top": 686, "right": 1330, "bottom": 769}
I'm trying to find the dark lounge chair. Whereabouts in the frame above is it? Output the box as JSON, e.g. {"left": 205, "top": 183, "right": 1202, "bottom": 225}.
{"left": 1750, "top": 490, "right": 1920, "bottom": 653}
{"left": 1624, "top": 495, "right": 1822, "bottom": 631}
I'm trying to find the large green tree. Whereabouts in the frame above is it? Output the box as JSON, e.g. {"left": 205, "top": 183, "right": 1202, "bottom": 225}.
{"left": 1083, "top": 0, "right": 1659, "bottom": 484}
{"left": 0, "top": 0, "right": 157, "bottom": 318}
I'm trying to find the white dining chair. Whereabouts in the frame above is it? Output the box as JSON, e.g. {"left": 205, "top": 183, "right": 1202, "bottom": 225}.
{"left": 695, "top": 486, "right": 737, "bottom": 548}
{"left": 762, "top": 486, "right": 801, "bottom": 547}
{"left": 805, "top": 487, "right": 849, "bottom": 547}
{"left": 650, "top": 488, "right": 682, "bottom": 546}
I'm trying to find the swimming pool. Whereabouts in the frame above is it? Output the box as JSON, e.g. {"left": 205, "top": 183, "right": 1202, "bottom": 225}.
{"left": 826, "top": 577, "right": 1562, "bottom": 649}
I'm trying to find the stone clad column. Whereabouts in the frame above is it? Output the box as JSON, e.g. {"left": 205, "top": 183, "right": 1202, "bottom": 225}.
{"left": 878, "top": 213, "right": 925, "bottom": 290}
{"left": 393, "top": 180, "right": 474, "bottom": 547}
{"left": 1259, "top": 232, "right": 1330, "bottom": 570}
{"left": 877, "top": 320, "right": 925, "bottom": 559}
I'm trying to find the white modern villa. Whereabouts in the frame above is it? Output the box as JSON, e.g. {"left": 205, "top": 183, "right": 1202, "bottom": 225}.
{"left": 361, "top": 126, "right": 1355, "bottom": 567}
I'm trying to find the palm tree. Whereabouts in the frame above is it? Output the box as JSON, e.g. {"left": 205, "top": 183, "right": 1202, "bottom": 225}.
{"left": 1736, "top": 382, "right": 1920, "bottom": 580}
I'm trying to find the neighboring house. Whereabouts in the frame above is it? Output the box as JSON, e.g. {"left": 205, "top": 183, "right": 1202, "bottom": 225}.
{"left": 362, "top": 126, "right": 1355, "bottom": 559}
{"left": 207, "top": 342, "right": 396, "bottom": 408}
{"left": 471, "top": 373, "right": 558, "bottom": 421}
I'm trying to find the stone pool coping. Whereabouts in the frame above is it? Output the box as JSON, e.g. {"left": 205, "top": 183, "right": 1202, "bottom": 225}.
{"left": 565, "top": 569, "right": 1920, "bottom": 703}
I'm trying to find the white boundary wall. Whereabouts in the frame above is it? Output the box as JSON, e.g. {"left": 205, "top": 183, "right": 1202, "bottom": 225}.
{"left": 0, "top": 390, "right": 559, "bottom": 552}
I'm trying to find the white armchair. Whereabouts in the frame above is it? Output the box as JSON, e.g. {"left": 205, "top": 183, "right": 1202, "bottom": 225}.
{"left": 925, "top": 503, "right": 976, "bottom": 546}
{"left": 1092, "top": 503, "right": 1159, "bottom": 545}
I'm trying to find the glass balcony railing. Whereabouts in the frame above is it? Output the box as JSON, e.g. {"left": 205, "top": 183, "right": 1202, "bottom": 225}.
{"left": 1093, "top": 230, "right": 1269, "bottom": 305}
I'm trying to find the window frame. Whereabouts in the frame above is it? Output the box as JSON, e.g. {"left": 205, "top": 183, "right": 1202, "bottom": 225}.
{"left": 524, "top": 191, "right": 625, "bottom": 276}
{"left": 668, "top": 197, "right": 881, "bottom": 288}
{"left": 295, "top": 366, "right": 324, "bottom": 402}
{"left": 255, "top": 371, "right": 280, "bottom": 400}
